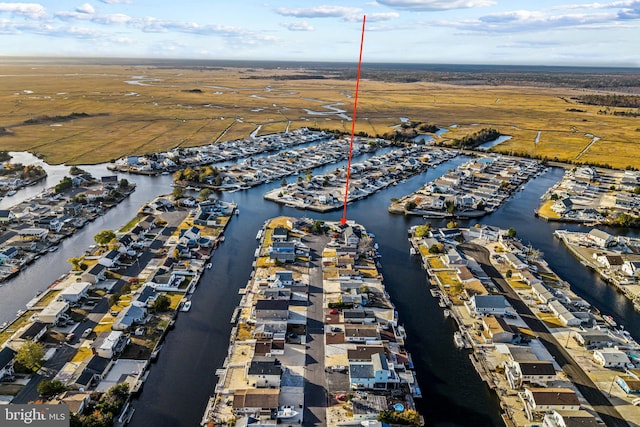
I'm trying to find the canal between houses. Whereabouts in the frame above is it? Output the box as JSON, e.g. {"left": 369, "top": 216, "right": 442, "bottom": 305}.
{"left": 1, "top": 152, "right": 639, "bottom": 427}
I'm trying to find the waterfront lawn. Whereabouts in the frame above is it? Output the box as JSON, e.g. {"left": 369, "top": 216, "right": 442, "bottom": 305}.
{"left": 165, "top": 292, "right": 184, "bottom": 310}
{"left": 427, "top": 256, "right": 445, "bottom": 270}
{"left": 0, "top": 312, "right": 33, "bottom": 346}
{"left": 267, "top": 217, "right": 291, "bottom": 230}
{"left": 256, "top": 256, "right": 273, "bottom": 268}
{"left": 119, "top": 215, "right": 144, "bottom": 233}
{"left": 32, "top": 290, "right": 62, "bottom": 308}
{"left": 434, "top": 270, "right": 460, "bottom": 287}
{"left": 236, "top": 323, "right": 253, "bottom": 341}
{"left": 537, "top": 200, "right": 561, "bottom": 219}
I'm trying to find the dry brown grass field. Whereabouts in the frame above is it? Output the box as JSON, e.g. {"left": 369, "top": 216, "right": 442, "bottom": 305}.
{"left": 0, "top": 63, "right": 638, "bottom": 168}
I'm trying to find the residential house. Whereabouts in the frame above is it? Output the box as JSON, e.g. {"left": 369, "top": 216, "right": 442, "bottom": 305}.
{"left": 132, "top": 285, "right": 158, "bottom": 308}
{"left": 232, "top": 389, "right": 280, "bottom": 416}
{"left": 504, "top": 253, "right": 527, "bottom": 270}
{"left": 112, "top": 305, "right": 146, "bottom": 331}
{"left": 98, "top": 250, "right": 120, "bottom": 267}
{"left": 0, "top": 347, "right": 17, "bottom": 379}
{"left": 587, "top": 229, "right": 614, "bottom": 248}
{"left": 58, "top": 281, "right": 91, "bottom": 303}
{"left": 81, "top": 263, "right": 106, "bottom": 284}
{"left": 532, "top": 283, "right": 555, "bottom": 304}
{"left": 522, "top": 388, "right": 581, "bottom": 421}
{"left": 347, "top": 346, "right": 385, "bottom": 363}
{"left": 74, "top": 355, "right": 112, "bottom": 390}
{"left": 622, "top": 261, "right": 640, "bottom": 277}
{"left": 0, "top": 247, "right": 19, "bottom": 261}
{"left": 63, "top": 202, "right": 83, "bottom": 217}
{"left": 53, "top": 392, "right": 92, "bottom": 415}
{"left": 482, "top": 315, "right": 515, "bottom": 343}
{"left": 92, "top": 331, "right": 129, "bottom": 359}
{"left": 593, "top": 349, "right": 631, "bottom": 368}
{"left": 18, "top": 322, "right": 47, "bottom": 343}
{"left": 467, "top": 295, "right": 511, "bottom": 316}
{"left": 84, "top": 188, "right": 108, "bottom": 201}
{"left": 246, "top": 357, "right": 282, "bottom": 388}
{"left": 344, "top": 325, "right": 379, "bottom": 343}
{"left": 100, "top": 175, "right": 118, "bottom": 188}
{"left": 548, "top": 300, "right": 581, "bottom": 326}
{"left": 0, "top": 210, "right": 15, "bottom": 223}
{"left": 552, "top": 198, "right": 573, "bottom": 214}
{"left": 349, "top": 353, "right": 396, "bottom": 390}
{"left": 255, "top": 300, "right": 289, "bottom": 321}
{"left": 271, "top": 227, "right": 289, "bottom": 242}
{"left": 179, "top": 226, "right": 201, "bottom": 247}
{"left": 269, "top": 241, "right": 296, "bottom": 263}
{"left": 574, "top": 330, "right": 616, "bottom": 348}
{"left": 38, "top": 300, "right": 70, "bottom": 324}
{"left": 506, "top": 361, "right": 556, "bottom": 389}
{"left": 343, "top": 309, "right": 377, "bottom": 325}
{"left": 344, "top": 226, "right": 360, "bottom": 246}
{"left": 542, "top": 410, "right": 598, "bottom": 427}
{"left": 271, "top": 271, "right": 293, "bottom": 287}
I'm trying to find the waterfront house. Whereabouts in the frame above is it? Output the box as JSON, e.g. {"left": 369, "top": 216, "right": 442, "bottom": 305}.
{"left": 574, "top": 330, "right": 616, "bottom": 348}
{"left": 179, "top": 226, "right": 201, "bottom": 247}
{"left": 552, "top": 198, "right": 573, "bottom": 214}
{"left": 58, "top": 281, "right": 91, "bottom": 303}
{"left": 84, "top": 188, "right": 108, "bottom": 201}
{"left": 622, "top": 260, "right": 640, "bottom": 277}
{"left": 18, "top": 228, "right": 48, "bottom": 240}
{"left": 595, "top": 254, "right": 624, "bottom": 269}
{"left": 522, "top": 388, "right": 580, "bottom": 421}
{"left": 0, "top": 247, "right": 18, "bottom": 260}
{"left": 271, "top": 271, "right": 293, "bottom": 287}
{"left": 37, "top": 300, "right": 70, "bottom": 324}
{"left": 132, "top": 285, "right": 158, "bottom": 308}
{"left": 344, "top": 325, "right": 379, "bottom": 343}
{"left": 348, "top": 353, "right": 396, "bottom": 390}
{"left": 0, "top": 346, "right": 17, "bottom": 379}
{"left": 18, "top": 321, "right": 47, "bottom": 343}
{"left": 504, "top": 253, "right": 527, "bottom": 270}
{"left": 347, "top": 346, "right": 385, "bottom": 363}
{"left": 587, "top": 229, "right": 614, "bottom": 248}
{"left": 543, "top": 410, "right": 598, "bottom": 427}
{"left": 505, "top": 361, "right": 556, "bottom": 389}
{"left": 0, "top": 210, "right": 15, "bottom": 223}
{"left": 255, "top": 300, "right": 289, "bottom": 321}
{"left": 100, "top": 175, "right": 118, "bottom": 188}
{"left": 467, "top": 295, "right": 511, "bottom": 316}
{"left": 482, "top": 315, "right": 515, "bottom": 343}
{"left": 344, "top": 226, "right": 360, "bottom": 246}
{"left": 269, "top": 241, "right": 296, "bottom": 263}
{"left": 272, "top": 227, "right": 289, "bottom": 242}
{"left": 92, "top": 331, "right": 129, "bottom": 359}
{"left": 98, "top": 250, "right": 120, "bottom": 267}
{"left": 246, "top": 357, "right": 282, "bottom": 388}
{"left": 548, "top": 300, "right": 581, "bottom": 326}
{"left": 232, "top": 389, "right": 280, "bottom": 416}
{"left": 112, "top": 305, "right": 147, "bottom": 331}
{"left": 74, "top": 355, "right": 112, "bottom": 390}
{"left": 94, "top": 359, "right": 146, "bottom": 394}
{"left": 82, "top": 263, "right": 106, "bottom": 284}
{"left": 52, "top": 391, "right": 91, "bottom": 416}
{"left": 63, "top": 202, "right": 83, "bottom": 217}
{"left": 343, "top": 309, "right": 377, "bottom": 325}
{"left": 593, "top": 348, "right": 631, "bottom": 368}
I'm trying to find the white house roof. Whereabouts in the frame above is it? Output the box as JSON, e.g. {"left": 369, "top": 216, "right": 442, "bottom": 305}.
{"left": 40, "top": 300, "right": 69, "bottom": 318}
{"left": 99, "top": 331, "right": 124, "bottom": 352}
{"left": 59, "top": 281, "right": 91, "bottom": 298}
{"left": 588, "top": 228, "right": 612, "bottom": 241}
{"left": 595, "top": 349, "right": 631, "bottom": 364}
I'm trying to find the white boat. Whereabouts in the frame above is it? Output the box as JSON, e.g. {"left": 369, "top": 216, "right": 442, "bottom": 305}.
{"left": 603, "top": 315, "right": 617, "bottom": 327}
{"left": 181, "top": 301, "right": 192, "bottom": 312}
{"left": 276, "top": 406, "right": 299, "bottom": 419}
{"left": 48, "top": 246, "right": 59, "bottom": 252}
{"left": 443, "top": 309, "right": 451, "bottom": 318}
{"left": 206, "top": 263, "right": 212, "bottom": 269}
{"left": 6, "top": 190, "right": 16, "bottom": 196}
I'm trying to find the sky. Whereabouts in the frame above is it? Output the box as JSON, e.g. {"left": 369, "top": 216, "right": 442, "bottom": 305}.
{"left": 0, "top": 0, "right": 639, "bottom": 66}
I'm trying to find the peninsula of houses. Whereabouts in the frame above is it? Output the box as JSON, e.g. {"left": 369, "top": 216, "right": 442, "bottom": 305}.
{"left": 108, "top": 128, "right": 331, "bottom": 175}
{"left": 263, "top": 146, "right": 457, "bottom": 212}
{"left": 554, "top": 228, "right": 640, "bottom": 310}
{"left": 0, "top": 195, "right": 236, "bottom": 424}
{"left": 389, "top": 155, "right": 545, "bottom": 217}
{"left": 410, "top": 224, "right": 640, "bottom": 426}
{"left": 202, "top": 217, "right": 422, "bottom": 426}
{"left": 537, "top": 165, "right": 640, "bottom": 225}
{"left": 0, "top": 172, "right": 136, "bottom": 281}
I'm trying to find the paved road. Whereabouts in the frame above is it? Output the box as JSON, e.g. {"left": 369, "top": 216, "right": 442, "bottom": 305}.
{"left": 459, "top": 243, "right": 630, "bottom": 427}
{"left": 302, "top": 233, "right": 330, "bottom": 427}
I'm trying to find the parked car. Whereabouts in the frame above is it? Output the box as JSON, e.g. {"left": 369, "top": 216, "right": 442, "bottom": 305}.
{"left": 81, "top": 328, "right": 93, "bottom": 338}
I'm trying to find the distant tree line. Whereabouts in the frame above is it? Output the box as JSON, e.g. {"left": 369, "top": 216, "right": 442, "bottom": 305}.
{"left": 452, "top": 128, "right": 501, "bottom": 149}
{"left": 576, "top": 94, "right": 640, "bottom": 108}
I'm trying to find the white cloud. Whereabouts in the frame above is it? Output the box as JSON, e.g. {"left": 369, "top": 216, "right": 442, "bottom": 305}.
{"left": 375, "top": 0, "right": 495, "bottom": 11}
{"left": 0, "top": 2, "right": 47, "bottom": 19}
{"left": 76, "top": 3, "right": 95, "bottom": 14}
{"left": 280, "top": 20, "right": 314, "bottom": 31}
{"left": 366, "top": 12, "right": 400, "bottom": 21}
{"left": 98, "top": 0, "right": 131, "bottom": 3}
{"left": 275, "top": 5, "right": 362, "bottom": 19}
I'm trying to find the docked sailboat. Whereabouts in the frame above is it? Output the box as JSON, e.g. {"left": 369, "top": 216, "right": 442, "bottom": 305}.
{"left": 276, "top": 406, "right": 299, "bottom": 419}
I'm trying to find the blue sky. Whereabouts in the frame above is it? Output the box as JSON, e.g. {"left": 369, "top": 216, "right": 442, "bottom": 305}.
{"left": 0, "top": 0, "right": 639, "bottom": 66}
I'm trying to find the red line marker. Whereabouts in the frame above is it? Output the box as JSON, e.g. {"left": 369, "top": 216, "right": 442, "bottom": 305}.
{"left": 341, "top": 15, "right": 366, "bottom": 226}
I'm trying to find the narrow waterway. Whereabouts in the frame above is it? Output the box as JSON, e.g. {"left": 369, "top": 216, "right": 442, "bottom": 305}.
{"left": 2, "top": 152, "right": 640, "bottom": 427}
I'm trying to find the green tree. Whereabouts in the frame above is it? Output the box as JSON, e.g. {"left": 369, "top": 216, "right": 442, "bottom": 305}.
{"left": 445, "top": 200, "right": 455, "bottom": 214}
{"left": 404, "top": 200, "right": 417, "bottom": 211}
{"left": 154, "top": 294, "right": 171, "bottom": 312}
{"left": 311, "top": 220, "right": 325, "bottom": 234}
{"left": 280, "top": 178, "right": 288, "bottom": 187}
{"left": 68, "top": 257, "right": 83, "bottom": 271}
{"left": 428, "top": 243, "right": 443, "bottom": 254}
{"left": 109, "top": 293, "right": 121, "bottom": 307}
{"left": 199, "top": 188, "right": 212, "bottom": 200}
{"left": 507, "top": 227, "right": 517, "bottom": 238}
{"left": 446, "top": 221, "right": 458, "bottom": 229}
{"left": 306, "top": 170, "right": 312, "bottom": 181}
{"left": 118, "top": 178, "right": 129, "bottom": 189}
{"left": 15, "top": 341, "right": 45, "bottom": 372}
{"left": 54, "top": 176, "right": 73, "bottom": 194}
{"left": 505, "top": 269, "right": 513, "bottom": 278}
{"left": 172, "top": 186, "right": 184, "bottom": 199}
{"left": 94, "top": 230, "right": 116, "bottom": 246}
{"left": 414, "top": 224, "right": 431, "bottom": 238}
{"left": 37, "top": 379, "right": 68, "bottom": 397}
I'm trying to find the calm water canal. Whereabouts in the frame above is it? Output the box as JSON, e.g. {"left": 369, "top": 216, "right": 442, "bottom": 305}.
{"left": 2, "top": 152, "right": 639, "bottom": 427}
